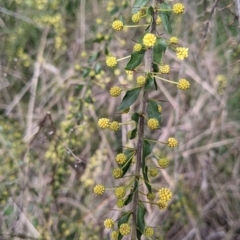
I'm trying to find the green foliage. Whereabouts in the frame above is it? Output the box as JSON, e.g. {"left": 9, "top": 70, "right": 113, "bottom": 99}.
{"left": 125, "top": 50, "right": 145, "bottom": 70}
{"left": 159, "top": 3, "right": 172, "bottom": 33}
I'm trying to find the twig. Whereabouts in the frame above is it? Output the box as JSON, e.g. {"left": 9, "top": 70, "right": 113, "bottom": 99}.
{"left": 131, "top": 1, "right": 157, "bottom": 239}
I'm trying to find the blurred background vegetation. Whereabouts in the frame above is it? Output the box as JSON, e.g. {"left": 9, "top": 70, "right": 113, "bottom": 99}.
{"left": 0, "top": 0, "right": 240, "bottom": 239}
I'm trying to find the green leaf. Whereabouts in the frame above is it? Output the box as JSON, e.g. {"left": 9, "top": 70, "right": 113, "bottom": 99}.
{"left": 128, "top": 129, "right": 137, "bottom": 140}
{"left": 142, "top": 140, "right": 153, "bottom": 192}
{"left": 122, "top": 149, "right": 135, "bottom": 176}
{"left": 137, "top": 203, "right": 146, "bottom": 234}
{"left": 145, "top": 6, "right": 154, "bottom": 26}
{"left": 128, "top": 112, "right": 140, "bottom": 139}
{"left": 153, "top": 38, "right": 167, "bottom": 64}
{"left": 152, "top": 62, "right": 159, "bottom": 73}
{"left": 124, "top": 178, "right": 139, "bottom": 205}
{"left": 125, "top": 50, "right": 145, "bottom": 70}
{"left": 153, "top": 77, "right": 158, "bottom": 90}
{"left": 4, "top": 206, "right": 14, "bottom": 216}
{"left": 143, "top": 140, "right": 153, "bottom": 163}
{"left": 132, "top": 0, "right": 150, "bottom": 14}
{"left": 143, "top": 165, "right": 152, "bottom": 192}
{"left": 159, "top": 3, "right": 172, "bottom": 33}
{"left": 88, "top": 51, "right": 101, "bottom": 63}
{"left": 137, "top": 230, "right": 142, "bottom": 240}
{"left": 145, "top": 74, "right": 154, "bottom": 91}
{"left": 147, "top": 100, "right": 161, "bottom": 124}
{"left": 118, "top": 88, "right": 141, "bottom": 111}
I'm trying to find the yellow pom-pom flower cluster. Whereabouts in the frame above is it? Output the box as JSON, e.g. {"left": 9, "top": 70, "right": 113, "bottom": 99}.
{"left": 137, "top": 75, "right": 146, "bottom": 86}
{"left": 115, "top": 153, "right": 127, "bottom": 165}
{"left": 169, "top": 36, "right": 179, "bottom": 44}
{"left": 112, "top": 168, "right": 123, "bottom": 179}
{"left": 104, "top": 218, "right": 114, "bottom": 229}
{"left": 94, "top": 184, "right": 105, "bottom": 195}
{"left": 158, "top": 158, "right": 169, "bottom": 168}
{"left": 110, "top": 86, "right": 122, "bottom": 97}
{"left": 115, "top": 187, "right": 126, "bottom": 198}
{"left": 133, "top": 43, "right": 142, "bottom": 52}
{"left": 143, "top": 33, "right": 157, "bottom": 48}
{"left": 176, "top": 47, "right": 188, "bottom": 60}
{"left": 98, "top": 118, "right": 110, "bottom": 128}
{"left": 167, "top": 137, "right": 178, "bottom": 148}
{"left": 156, "top": 15, "right": 162, "bottom": 25}
{"left": 109, "top": 121, "right": 120, "bottom": 131}
{"left": 158, "top": 188, "right": 172, "bottom": 202}
{"left": 158, "top": 104, "right": 162, "bottom": 113}
{"left": 112, "top": 20, "right": 124, "bottom": 31}
{"left": 106, "top": 56, "right": 117, "bottom": 67}
{"left": 116, "top": 199, "right": 125, "bottom": 208}
{"left": 177, "top": 79, "right": 190, "bottom": 90}
{"left": 132, "top": 13, "right": 140, "bottom": 23}
{"left": 119, "top": 223, "right": 131, "bottom": 235}
{"left": 111, "top": 231, "right": 119, "bottom": 240}
{"left": 160, "top": 64, "right": 170, "bottom": 74}
{"left": 147, "top": 192, "right": 155, "bottom": 201}
{"left": 172, "top": 3, "right": 185, "bottom": 14}
{"left": 149, "top": 168, "right": 158, "bottom": 177}
{"left": 144, "top": 226, "right": 154, "bottom": 237}
{"left": 157, "top": 199, "right": 168, "bottom": 210}
{"left": 147, "top": 118, "right": 159, "bottom": 130}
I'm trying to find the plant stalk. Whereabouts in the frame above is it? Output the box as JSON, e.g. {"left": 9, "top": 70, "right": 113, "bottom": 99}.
{"left": 131, "top": 1, "right": 157, "bottom": 239}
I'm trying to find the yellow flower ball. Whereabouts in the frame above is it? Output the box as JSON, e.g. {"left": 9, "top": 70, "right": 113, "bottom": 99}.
{"left": 115, "top": 153, "right": 127, "bottom": 165}
{"left": 147, "top": 118, "right": 159, "bottom": 130}
{"left": 111, "top": 231, "right": 119, "bottom": 240}
{"left": 144, "top": 226, "right": 154, "bottom": 237}
{"left": 158, "top": 158, "right": 169, "bottom": 168}
{"left": 158, "top": 187, "right": 172, "bottom": 202}
{"left": 177, "top": 79, "right": 190, "bottom": 90}
{"left": 169, "top": 36, "right": 179, "bottom": 44}
{"left": 104, "top": 218, "right": 114, "bottom": 228}
{"left": 136, "top": 75, "right": 146, "bottom": 86}
{"left": 115, "top": 187, "right": 126, "bottom": 199}
{"left": 157, "top": 199, "right": 168, "bottom": 210}
{"left": 149, "top": 167, "right": 158, "bottom": 177}
{"left": 160, "top": 64, "right": 170, "bottom": 74}
{"left": 132, "top": 13, "right": 140, "bottom": 23}
{"left": 147, "top": 192, "right": 155, "bottom": 201}
{"left": 106, "top": 56, "right": 117, "bottom": 67}
{"left": 143, "top": 33, "right": 157, "bottom": 48}
{"left": 173, "top": 3, "right": 185, "bottom": 14}
{"left": 109, "top": 121, "right": 120, "bottom": 131}
{"left": 167, "top": 137, "right": 178, "bottom": 148}
{"left": 119, "top": 223, "right": 131, "bottom": 235}
{"left": 110, "top": 86, "right": 122, "bottom": 97}
{"left": 112, "top": 20, "right": 124, "bottom": 31}
{"left": 133, "top": 43, "right": 142, "bottom": 52}
{"left": 112, "top": 168, "right": 123, "bottom": 179}
{"left": 116, "top": 199, "right": 125, "bottom": 208}
{"left": 98, "top": 118, "right": 110, "bottom": 128}
{"left": 93, "top": 184, "right": 105, "bottom": 195}
{"left": 176, "top": 47, "right": 188, "bottom": 60}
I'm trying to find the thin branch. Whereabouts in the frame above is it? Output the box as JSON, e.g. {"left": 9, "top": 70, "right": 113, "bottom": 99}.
{"left": 131, "top": 0, "right": 157, "bottom": 239}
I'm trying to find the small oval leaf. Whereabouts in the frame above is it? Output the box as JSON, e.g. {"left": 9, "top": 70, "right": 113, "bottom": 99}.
{"left": 118, "top": 88, "right": 141, "bottom": 111}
